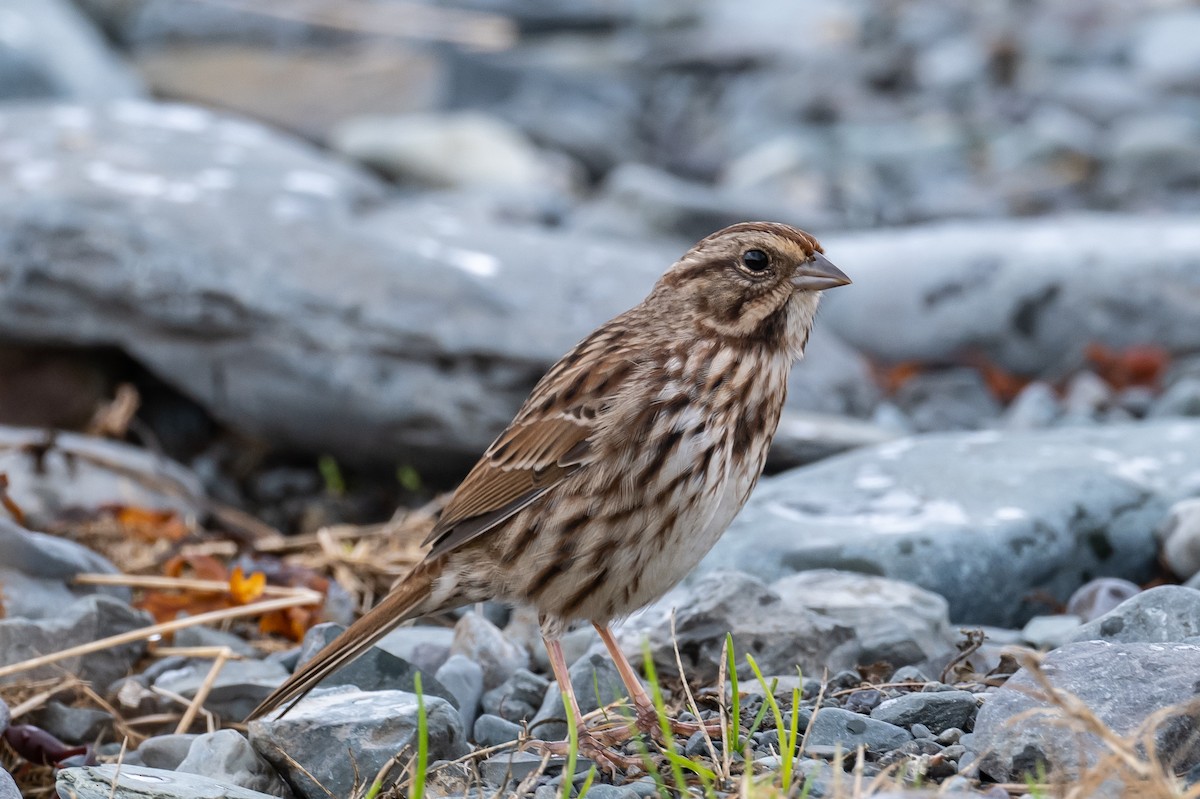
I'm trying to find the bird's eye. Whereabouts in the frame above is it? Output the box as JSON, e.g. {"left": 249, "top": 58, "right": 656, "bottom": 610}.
{"left": 742, "top": 249, "right": 770, "bottom": 272}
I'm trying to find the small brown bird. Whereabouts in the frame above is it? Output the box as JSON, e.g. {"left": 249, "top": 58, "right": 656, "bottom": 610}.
{"left": 247, "top": 222, "right": 849, "bottom": 760}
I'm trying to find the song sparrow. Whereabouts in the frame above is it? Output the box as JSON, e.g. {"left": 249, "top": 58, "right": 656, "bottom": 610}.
{"left": 247, "top": 222, "right": 849, "bottom": 761}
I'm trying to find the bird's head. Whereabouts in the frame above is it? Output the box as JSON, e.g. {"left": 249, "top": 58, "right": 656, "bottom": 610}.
{"left": 653, "top": 221, "right": 850, "bottom": 356}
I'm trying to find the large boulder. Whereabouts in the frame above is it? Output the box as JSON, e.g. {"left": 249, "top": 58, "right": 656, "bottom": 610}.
{"left": 704, "top": 421, "right": 1200, "bottom": 625}
{"left": 820, "top": 215, "right": 1200, "bottom": 376}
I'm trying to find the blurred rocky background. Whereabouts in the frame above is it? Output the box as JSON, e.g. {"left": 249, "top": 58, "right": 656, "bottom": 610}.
{"left": 2, "top": 1, "right": 1200, "bottom": 796}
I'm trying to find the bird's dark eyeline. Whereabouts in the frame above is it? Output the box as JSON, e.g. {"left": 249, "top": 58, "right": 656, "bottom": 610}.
{"left": 246, "top": 221, "right": 849, "bottom": 763}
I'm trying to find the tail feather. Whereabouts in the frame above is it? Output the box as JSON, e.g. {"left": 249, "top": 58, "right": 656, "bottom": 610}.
{"left": 246, "top": 562, "right": 440, "bottom": 722}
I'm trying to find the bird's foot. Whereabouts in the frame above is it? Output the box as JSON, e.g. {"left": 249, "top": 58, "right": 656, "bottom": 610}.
{"left": 534, "top": 729, "right": 641, "bottom": 773}
{"left": 631, "top": 702, "right": 727, "bottom": 741}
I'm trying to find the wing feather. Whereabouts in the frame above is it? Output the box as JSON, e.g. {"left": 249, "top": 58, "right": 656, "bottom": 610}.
{"left": 422, "top": 331, "right": 636, "bottom": 560}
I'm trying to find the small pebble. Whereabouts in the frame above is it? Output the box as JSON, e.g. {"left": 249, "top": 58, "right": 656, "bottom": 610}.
{"left": 936, "top": 726, "right": 964, "bottom": 745}
{"left": 910, "top": 723, "right": 933, "bottom": 739}
{"left": 942, "top": 743, "right": 967, "bottom": 761}
{"left": 473, "top": 714, "right": 521, "bottom": 748}
{"left": 890, "top": 665, "right": 930, "bottom": 683}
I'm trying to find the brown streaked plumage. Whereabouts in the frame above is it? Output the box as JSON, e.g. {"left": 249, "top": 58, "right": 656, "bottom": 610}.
{"left": 247, "top": 222, "right": 850, "bottom": 761}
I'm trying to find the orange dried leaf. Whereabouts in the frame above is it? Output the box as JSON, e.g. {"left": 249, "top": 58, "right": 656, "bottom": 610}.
{"left": 114, "top": 506, "right": 188, "bottom": 542}
{"left": 137, "top": 591, "right": 232, "bottom": 625}
{"left": 260, "top": 607, "right": 315, "bottom": 642}
{"left": 229, "top": 567, "right": 266, "bottom": 605}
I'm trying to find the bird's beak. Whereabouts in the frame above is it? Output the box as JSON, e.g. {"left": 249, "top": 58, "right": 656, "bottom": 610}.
{"left": 792, "top": 252, "right": 851, "bottom": 292}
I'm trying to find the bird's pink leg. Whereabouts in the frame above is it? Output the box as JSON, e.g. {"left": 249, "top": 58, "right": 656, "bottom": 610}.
{"left": 594, "top": 623, "right": 725, "bottom": 739}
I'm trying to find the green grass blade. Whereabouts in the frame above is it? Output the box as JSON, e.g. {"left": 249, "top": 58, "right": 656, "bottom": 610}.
{"left": 725, "top": 634, "right": 742, "bottom": 754}
{"left": 642, "top": 641, "right": 688, "bottom": 795}
{"left": 412, "top": 672, "right": 428, "bottom": 799}
{"left": 562, "top": 691, "right": 579, "bottom": 799}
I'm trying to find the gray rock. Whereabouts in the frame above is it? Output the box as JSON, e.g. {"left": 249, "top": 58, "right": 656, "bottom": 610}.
{"left": 531, "top": 652, "right": 629, "bottom": 740}
{"left": 0, "top": 698, "right": 8, "bottom": 735}
{"left": 1021, "top": 615, "right": 1083, "bottom": 650}
{"left": 1067, "top": 586, "right": 1200, "bottom": 644}
{"left": 1001, "top": 382, "right": 1061, "bottom": 430}
{"left": 1131, "top": 9, "right": 1200, "bottom": 87}
{"left": 820, "top": 216, "right": 1200, "bottom": 377}
{"left": 706, "top": 422, "right": 1200, "bottom": 625}
{"left": 802, "top": 707, "right": 911, "bottom": 754}
{"left": 472, "top": 713, "right": 521, "bottom": 748}
{"left": 293, "top": 623, "right": 453, "bottom": 704}
{"left": 771, "top": 570, "right": 955, "bottom": 669}
{"left": 174, "top": 626, "right": 259, "bottom": 658}
{"left": 893, "top": 368, "right": 1002, "bottom": 432}
{"left": 620, "top": 571, "right": 856, "bottom": 684}
{"left": 767, "top": 411, "right": 898, "bottom": 470}
{"left": 0, "top": 0, "right": 141, "bottom": 101}
{"left": 975, "top": 641, "right": 1200, "bottom": 781}
{"left": 1150, "top": 377, "right": 1200, "bottom": 419}
{"left": 1157, "top": 498, "right": 1200, "bottom": 579}
{"left": 1062, "top": 371, "right": 1113, "bottom": 420}
{"left": 28, "top": 701, "right": 111, "bottom": 744}
{"left": 869, "top": 691, "right": 977, "bottom": 735}
{"left": 137, "top": 734, "right": 200, "bottom": 770}
{"left": 330, "top": 111, "right": 578, "bottom": 192}
{"left": 0, "top": 595, "right": 150, "bottom": 687}
{"left": 479, "top": 750, "right": 548, "bottom": 786}
{"left": 375, "top": 625, "right": 455, "bottom": 673}
{"left": 581, "top": 786, "right": 639, "bottom": 799}
{"left": 249, "top": 687, "right": 468, "bottom": 799}
{"left": 177, "top": 730, "right": 292, "bottom": 798}
{"left": 57, "top": 765, "right": 280, "bottom": 799}
{"left": 153, "top": 659, "right": 289, "bottom": 722}
{"left": 1066, "top": 577, "right": 1141, "bottom": 622}
{"left": 0, "top": 516, "right": 129, "bottom": 621}
{"left": 0, "top": 769, "right": 15, "bottom": 799}
{"left": 435, "top": 654, "right": 484, "bottom": 731}
{"left": 450, "top": 612, "right": 529, "bottom": 691}
{"left": 0, "top": 426, "right": 203, "bottom": 530}
{"left": 481, "top": 668, "right": 549, "bottom": 722}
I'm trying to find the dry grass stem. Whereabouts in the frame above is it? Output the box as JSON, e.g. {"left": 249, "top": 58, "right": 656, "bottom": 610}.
{"left": 175, "top": 647, "right": 232, "bottom": 734}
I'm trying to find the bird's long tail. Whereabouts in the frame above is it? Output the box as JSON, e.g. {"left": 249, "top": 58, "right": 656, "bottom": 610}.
{"left": 246, "top": 560, "right": 442, "bottom": 722}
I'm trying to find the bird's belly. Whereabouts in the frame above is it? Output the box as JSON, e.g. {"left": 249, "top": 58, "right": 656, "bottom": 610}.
{"left": 529, "top": 441, "right": 752, "bottom": 627}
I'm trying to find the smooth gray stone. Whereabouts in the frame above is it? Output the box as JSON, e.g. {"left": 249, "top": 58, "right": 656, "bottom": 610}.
{"left": 0, "top": 595, "right": 149, "bottom": 687}
{"left": 249, "top": 687, "right": 468, "bottom": 799}
{"left": 0, "top": 0, "right": 141, "bottom": 101}
{"left": 153, "top": 659, "right": 289, "bottom": 722}
{"left": 1158, "top": 498, "right": 1200, "bottom": 579}
{"left": 57, "top": 765, "right": 279, "bottom": 799}
{"left": 293, "top": 623, "right": 454, "bottom": 705}
{"left": 174, "top": 625, "right": 259, "bottom": 658}
{"left": 436, "top": 654, "right": 484, "bottom": 731}
{"left": 450, "top": 612, "right": 528, "bottom": 691}
{"left": 177, "top": 730, "right": 292, "bottom": 798}
{"left": 0, "top": 427, "right": 203, "bottom": 529}
{"left": 1066, "top": 577, "right": 1142, "bottom": 622}
{"left": 707, "top": 422, "right": 1200, "bottom": 625}
{"left": 974, "top": 641, "right": 1200, "bottom": 781}
{"left": 472, "top": 714, "right": 521, "bottom": 748}
{"left": 767, "top": 411, "right": 898, "bottom": 470}
{"left": 620, "top": 571, "right": 856, "bottom": 684}
{"left": 479, "top": 750, "right": 548, "bottom": 786}
{"left": 1021, "top": 614, "right": 1084, "bottom": 650}
{"left": 820, "top": 215, "right": 1200, "bottom": 376}
{"left": 771, "top": 570, "right": 956, "bottom": 670}
{"left": 29, "top": 701, "right": 111, "bottom": 745}
{"left": 869, "top": 691, "right": 978, "bottom": 735}
{"left": 136, "top": 734, "right": 201, "bottom": 770}
{"left": 531, "top": 652, "right": 630, "bottom": 741}
{"left": 481, "top": 668, "right": 549, "bottom": 723}
{"left": 1067, "top": 585, "right": 1200, "bottom": 644}
{"left": 801, "top": 707, "right": 911, "bottom": 753}
{"left": 0, "top": 768, "right": 16, "bottom": 799}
